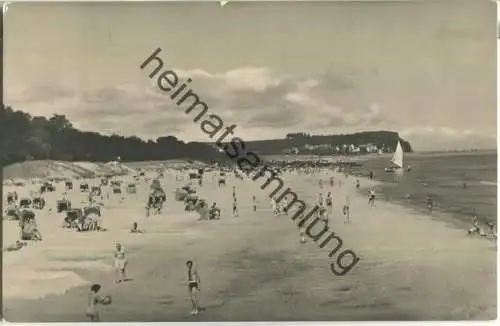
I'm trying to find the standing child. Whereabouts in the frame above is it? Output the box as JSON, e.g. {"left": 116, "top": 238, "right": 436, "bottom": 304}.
{"left": 368, "top": 188, "right": 376, "bottom": 207}
{"left": 252, "top": 195, "right": 257, "bottom": 212}
{"left": 271, "top": 198, "right": 278, "bottom": 216}
{"left": 186, "top": 260, "right": 202, "bottom": 315}
{"left": 85, "top": 284, "right": 111, "bottom": 322}
{"left": 343, "top": 195, "right": 351, "bottom": 224}
{"left": 426, "top": 194, "right": 434, "bottom": 215}
{"left": 232, "top": 196, "right": 239, "bottom": 217}
{"left": 114, "top": 243, "right": 128, "bottom": 283}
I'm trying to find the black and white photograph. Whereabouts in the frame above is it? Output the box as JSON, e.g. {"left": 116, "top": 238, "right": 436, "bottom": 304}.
{"left": 1, "top": 0, "right": 497, "bottom": 322}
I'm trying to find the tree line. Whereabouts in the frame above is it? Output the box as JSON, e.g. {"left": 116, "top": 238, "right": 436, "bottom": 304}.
{"left": 0, "top": 105, "right": 227, "bottom": 166}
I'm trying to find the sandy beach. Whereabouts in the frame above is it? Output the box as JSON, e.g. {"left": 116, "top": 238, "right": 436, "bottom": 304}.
{"left": 2, "top": 163, "right": 496, "bottom": 321}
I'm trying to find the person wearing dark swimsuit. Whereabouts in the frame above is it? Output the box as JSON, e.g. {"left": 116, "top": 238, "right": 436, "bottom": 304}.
{"left": 186, "top": 260, "right": 202, "bottom": 315}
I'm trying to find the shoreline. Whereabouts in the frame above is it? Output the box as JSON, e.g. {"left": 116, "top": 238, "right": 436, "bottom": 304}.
{"left": 3, "top": 170, "right": 496, "bottom": 321}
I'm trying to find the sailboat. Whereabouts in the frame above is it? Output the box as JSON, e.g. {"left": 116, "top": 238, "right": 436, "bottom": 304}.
{"left": 385, "top": 141, "right": 411, "bottom": 173}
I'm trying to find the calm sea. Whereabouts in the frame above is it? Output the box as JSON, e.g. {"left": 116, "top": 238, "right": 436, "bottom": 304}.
{"left": 360, "top": 151, "right": 497, "bottom": 224}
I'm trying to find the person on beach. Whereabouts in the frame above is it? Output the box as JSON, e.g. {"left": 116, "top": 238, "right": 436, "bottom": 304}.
{"left": 343, "top": 195, "right": 351, "bottom": 224}
{"left": 318, "top": 179, "right": 323, "bottom": 189}
{"left": 368, "top": 188, "right": 376, "bottom": 207}
{"left": 232, "top": 186, "right": 236, "bottom": 199}
{"left": 426, "top": 195, "right": 434, "bottom": 215}
{"left": 326, "top": 192, "right": 333, "bottom": 208}
{"left": 252, "top": 195, "right": 257, "bottom": 212}
{"left": 6, "top": 192, "right": 14, "bottom": 205}
{"left": 299, "top": 225, "right": 307, "bottom": 244}
{"left": 186, "top": 260, "right": 202, "bottom": 315}
{"left": 232, "top": 196, "right": 239, "bottom": 217}
{"left": 330, "top": 176, "right": 335, "bottom": 187}
{"left": 317, "top": 192, "right": 324, "bottom": 204}
{"left": 355, "top": 179, "right": 360, "bottom": 191}
{"left": 319, "top": 204, "right": 329, "bottom": 226}
{"left": 3, "top": 240, "right": 27, "bottom": 252}
{"left": 271, "top": 198, "right": 278, "bottom": 216}
{"left": 281, "top": 197, "right": 289, "bottom": 215}
{"left": 130, "top": 222, "right": 144, "bottom": 233}
{"left": 486, "top": 221, "right": 496, "bottom": 239}
{"left": 114, "top": 243, "right": 128, "bottom": 283}
{"left": 86, "top": 284, "right": 111, "bottom": 322}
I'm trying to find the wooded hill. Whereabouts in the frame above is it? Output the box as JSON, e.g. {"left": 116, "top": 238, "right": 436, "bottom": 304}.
{"left": 0, "top": 106, "right": 226, "bottom": 166}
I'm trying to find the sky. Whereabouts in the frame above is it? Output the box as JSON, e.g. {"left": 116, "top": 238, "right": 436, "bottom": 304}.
{"left": 4, "top": 0, "right": 497, "bottom": 151}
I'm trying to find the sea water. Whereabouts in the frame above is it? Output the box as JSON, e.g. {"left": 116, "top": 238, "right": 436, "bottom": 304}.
{"left": 361, "top": 151, "right": 497, "bottom": 224}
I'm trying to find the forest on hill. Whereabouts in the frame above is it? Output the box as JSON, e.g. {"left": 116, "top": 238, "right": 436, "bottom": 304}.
{"left": 214, "top": 131, "right": 413, "bottom": 155}
{"left": 0, "top": 106, "right": 226, "bottom": 166}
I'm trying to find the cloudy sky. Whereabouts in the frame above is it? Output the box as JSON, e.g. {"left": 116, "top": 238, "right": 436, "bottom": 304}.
{"left": 4, "top": 0, "right": 497, "bottom": 151}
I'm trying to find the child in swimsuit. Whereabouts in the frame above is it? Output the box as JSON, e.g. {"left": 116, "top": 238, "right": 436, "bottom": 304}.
{"left": 186, "top": 260, "right": 201, "bottom": 315}
{"left": 343, "top": 195, "right": 351, "bottom": 224}
{"left": 232, "top": 197, "right": 239, "bottom": 217}
{"left": 114, "top": 243, "right": 128, "bottom": 283}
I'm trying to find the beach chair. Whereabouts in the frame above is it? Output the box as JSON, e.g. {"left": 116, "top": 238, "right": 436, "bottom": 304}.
{"left": 209, "top": 208, "right": 221, "bottom": 220}
{"left": 65, "top": 181, "right": 73, "bottom": 190}
{"left": 32, "top": 197, "right": 46, "bottom": 209}
{"left": 45, "top": 182, "right": 56, "bottom": 192}
{"left": 64, "top": 209, "right": 83, "bottom": 229}
{"left": 4, "top": 207, "right": 20, "bottom": 220}
{"left": 126, "top": 184, "right": 137, "bottom": 194}
{"left": 6, "top": 193, "right": 14, "bottom": 205}
{"left": 83, "top": 206, "right": 101, "bottom": 217}
{"left": 112, "top": 186, "right": 122, "bottom": 194}
{"left": 80, "top": 183, "right": 89, "bottom": 192}
{"left": 21, "top": 220, "right": 42, "bottom": 241}
{"left": 57, "top": 199, "right": 72, "bottom": 213}
{"left": 91, "top": 186, "right": 102, "bottom": 196}
{"left": 19, "top": 198, "right": 32, "bottom": 209}
{"left": 20, "top": 210, "right": 36, "bottom": 225}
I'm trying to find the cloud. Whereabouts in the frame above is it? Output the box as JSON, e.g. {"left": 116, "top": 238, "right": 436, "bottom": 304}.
{"left": 9, "top": 66, "right": 490, "bottom": 151}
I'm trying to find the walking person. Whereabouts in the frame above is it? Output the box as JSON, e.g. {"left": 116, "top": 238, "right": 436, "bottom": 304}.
{"left": 252, "top": 195, "right": 257, "bottom": 212}
{"left": 186, "top": 260, "right": 202, "bottom": 315}
{"left": 232, "top": 196, "right": 239, "bottom": 217}
{"left": 368, "top": 188, "right": 376, "bottom": 207}
{"left": 343, "top": 195, "right": 351, "bottom": 224}
{"left": 426, "top": 194, "right": 434, "bottom": 215}
{"left": 114, "top": 243, "right": 128, "bottom": 283}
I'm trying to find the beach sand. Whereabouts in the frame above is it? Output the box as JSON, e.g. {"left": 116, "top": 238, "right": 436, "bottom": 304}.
{"left": 2, "top": 165, "right": 496, "bottom": 321}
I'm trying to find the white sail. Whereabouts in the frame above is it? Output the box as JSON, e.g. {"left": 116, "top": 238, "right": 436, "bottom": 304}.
{"left": 390, "top": 141, "right": 404, "bottom": 169}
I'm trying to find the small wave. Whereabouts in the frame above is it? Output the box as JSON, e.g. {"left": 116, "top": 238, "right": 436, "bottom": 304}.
{"left": 480, "top": 181, "right": 497, "bottom": 186}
